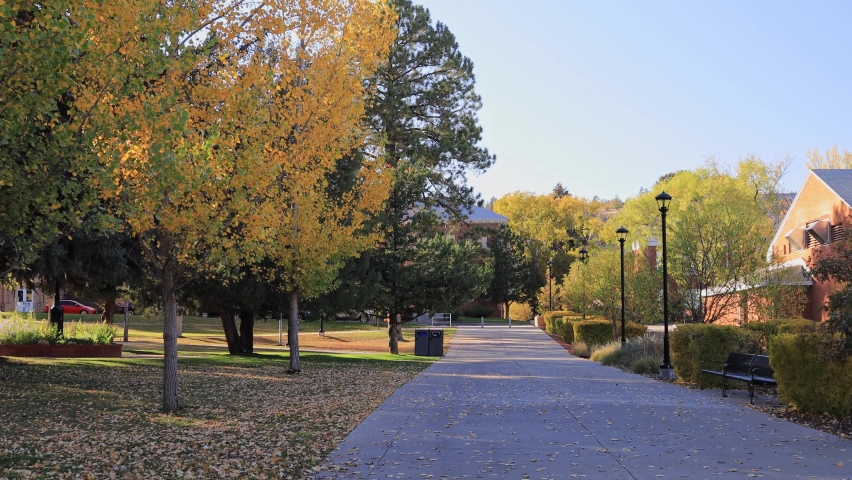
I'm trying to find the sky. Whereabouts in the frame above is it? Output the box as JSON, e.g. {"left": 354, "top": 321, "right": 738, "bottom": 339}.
{"left": 416, "top": 0, "right": 852, "bottom": 202}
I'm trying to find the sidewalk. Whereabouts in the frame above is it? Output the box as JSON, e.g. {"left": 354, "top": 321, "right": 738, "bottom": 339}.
{"left": 315, "top": 325, "right": 851, "bottom": 479}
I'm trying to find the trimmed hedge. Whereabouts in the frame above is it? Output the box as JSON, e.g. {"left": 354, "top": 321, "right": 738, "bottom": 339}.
{"left": 556, "top": 319, "right": 579, "bottom": 343}
{"left": 670, "top": 323, "right": 760, "bottom": 385}
{"left": 616, "top": 321, "right": 647, "bottom": 340}
{"left": 777, "top": 318, "right": 817, "bottom": 335}
{"left": 770, "top": 333, "right": 852, "bottom": 415}
{"left": 544, "top": 310, "right": 579, "bottom": 333}
{"left": 545, "top": 315, "right": 565, "bottom": 333}
{"left": 742, "top": 318, "right": 815, "bottom": 350}
{"left": 573, "top": 320, "right": 612, "bottom": 347}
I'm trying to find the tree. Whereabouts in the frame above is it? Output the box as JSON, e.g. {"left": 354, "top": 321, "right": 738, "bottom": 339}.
{"left": 488, "top": 226, "right": 545, "bottom": 319}
{"left": 806, "top": 145, "right": 852, "bottom": 169}
{"left": 413, "top": 235, "right": 492, "bottom": 315}
{"left": 808, "top": 239, "right": 852, "bottom": 352}
{"left": 493, "top": 191, "right": 601, "bottom": 282}
{"left": 362, "top": 0, "right": 495, "bottom": 353}
{"left": 101, "top": 0, "right": 395, "bottom": 409}
{"left": 744, "top": 264, "right": 809, "bottom": 322}
{"left": 552, "top": 183, "right": 570, "bottom": 198}
{"left": 607, "top": 156, "right": 787, "bottom": 324}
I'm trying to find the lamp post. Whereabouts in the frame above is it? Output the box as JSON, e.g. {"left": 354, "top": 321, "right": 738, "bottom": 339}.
{"left": 655, "top": 191, "right": 674, "bottom": 378}
{"left": 547, "top": 259, "right": 553, "bottom": 311}
{"left": 579, "top": 247, "right": 588, "bottom": 319}
{"left": 616, "top": 227, "right": 628, "bottom": 345}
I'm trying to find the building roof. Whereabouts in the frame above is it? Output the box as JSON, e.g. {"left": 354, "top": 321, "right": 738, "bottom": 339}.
{"left": 765, "top": 169, "right": 852, "bottom": 261}
{"left": 429, "top": 204, "right": 509, "bottom": 225}
{"left": 811, "top": 169, "right": 852, "bottom": 206}
{"left": 464, "top": 205, "right": 508, "bottom": 224}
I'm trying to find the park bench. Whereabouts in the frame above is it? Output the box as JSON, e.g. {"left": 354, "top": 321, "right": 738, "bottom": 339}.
{"left": 701, "top": 352, "right": 776, "bottom": 405}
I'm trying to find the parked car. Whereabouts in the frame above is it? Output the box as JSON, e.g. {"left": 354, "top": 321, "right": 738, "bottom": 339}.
{"left": 43, "top": 300, "right": 98, "bottom": 314}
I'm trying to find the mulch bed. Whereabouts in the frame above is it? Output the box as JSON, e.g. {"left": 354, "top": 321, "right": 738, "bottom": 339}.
{"left": 541, "top": 327, "right": 852, "bottom": 441}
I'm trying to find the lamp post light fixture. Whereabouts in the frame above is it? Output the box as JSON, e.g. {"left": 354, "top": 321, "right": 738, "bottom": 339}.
{"left": 655, "top": 191, "right": 674, "bottom": 378}
{"left": 579, "top": 247, "right": 588, "bottom": 319}
{"left": 616, "top": 226, "right": 628, "bottom": 345}
{"left": 547, "top": 259, "right": 553, "bottom": 311}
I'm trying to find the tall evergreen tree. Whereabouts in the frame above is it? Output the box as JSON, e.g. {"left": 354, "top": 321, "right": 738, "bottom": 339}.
{"left": 364, "top": 0, "right": 495, "bottom": 353}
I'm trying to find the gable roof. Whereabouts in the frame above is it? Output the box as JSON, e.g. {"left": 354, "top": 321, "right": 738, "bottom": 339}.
{"left": 765, "top": 169, "right": 852, "bottom": 260}
{"left": 464, "top": 205, "right": 508, "bottom": 224}
{"left": 429, "top": 204, "right": 509, "bottom": 225}
{"left": 811, "top": 169, "right": 852, "bottom": 206}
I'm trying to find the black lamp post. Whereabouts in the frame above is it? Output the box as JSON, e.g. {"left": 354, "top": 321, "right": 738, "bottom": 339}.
{"left": 547, "top": 259, "right": 553, "bottom": 311}
{"left": 655, "top": 191, "right": 673, "bottom": 378}
{"left": 616, "top": 226, "right": 628, "bottom": 345}
{"left": 579, "top": 247, "right": 588, "bottom": 319}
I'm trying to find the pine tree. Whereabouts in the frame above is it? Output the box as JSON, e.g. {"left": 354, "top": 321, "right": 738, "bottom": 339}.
{"left": 363, "top": 0, "right": 495, "bottom": 353}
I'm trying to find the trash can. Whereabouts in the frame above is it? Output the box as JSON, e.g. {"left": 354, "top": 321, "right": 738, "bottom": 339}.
{"left": 415, "top": 329, "right": 429, "bottom": 356}
{"left": 428, "top": 329, "right": 444, "bottom": 356}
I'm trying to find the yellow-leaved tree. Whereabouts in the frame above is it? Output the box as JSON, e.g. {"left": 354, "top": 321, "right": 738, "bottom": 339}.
{"left": 96, "top": 0, "right": 394, "bottom": 411}
{"left": 807, "top": 145, "right": 852, "bottom": 169}
{"left": 256, "top": 1, "right": 397, "bottom": 373}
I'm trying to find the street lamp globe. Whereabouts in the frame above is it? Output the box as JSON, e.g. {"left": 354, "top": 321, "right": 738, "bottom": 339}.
{"left": 655, "top": 191, "right": 672, "bottom": 212}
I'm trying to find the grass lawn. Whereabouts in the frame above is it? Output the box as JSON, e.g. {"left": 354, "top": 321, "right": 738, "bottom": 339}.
{"left": 3, "top": 313, "right": 456, "bottom": 356}
{"left": 0, "top": 351, "right": 435, "bottom": 479}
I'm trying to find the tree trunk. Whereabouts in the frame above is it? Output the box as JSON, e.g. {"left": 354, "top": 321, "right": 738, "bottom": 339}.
{"left": 288, "top": 290, "right": 300, "bottom": 372}
{"left": 162, "top": 266, "right": 180, "bottom": 413}
{"left": 101, "top": 295, "right": 117, "bottom": 325}
{"left": 388, "top": 313, "right": 401, "bottom": 354}
{"left": 239, "top": 308, "right": 254, "bottom": 354}
{"left": 503, "top": 301, "right": 510, "bottom": 320}
{"left": 219, "top": 303, "right": 242, "bottom": 355}
{"left": 49, "top": 278, "right": 64, "bottom": 335}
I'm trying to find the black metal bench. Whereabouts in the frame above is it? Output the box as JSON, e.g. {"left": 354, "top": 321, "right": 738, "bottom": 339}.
{"left": 701, "top": 353, "right": 776, "bottom": 404}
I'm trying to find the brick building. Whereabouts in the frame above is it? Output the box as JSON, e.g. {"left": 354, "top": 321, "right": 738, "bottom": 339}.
{"left": 709, "top": 169, "right": 849, "bottom": 324}
{"left": 764, "top": 169, "right": 851, "bottom": 321}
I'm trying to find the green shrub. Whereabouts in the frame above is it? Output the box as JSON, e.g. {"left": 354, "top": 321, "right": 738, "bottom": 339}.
{"left": 777, "top": 318, "right": 817, "bottom": 335}
{"left": 545, "top": 315, "right": 557, "bottom": 332}
{"left": 670, "top": 324, "right": 701, "bottom": 379}
{"left": 590, "top": 341, "right": 628, "bottom": 366}
{"left": 545, "top": 310, "right": 575, "bottom": 320}
{"left": 670, "top": 324, "right": 760, "bottom": 385}
{"left": 742, "top": 319, "right": 786, "bottom": 342}
{"left": 0, "top": 318, "right": 115, "bottom": 345}
{"left": 572, "top": 341, "right": 590, "bottom": 357}
{"left": 631, "top": 355, "right": 661, "bottom": 375}
{"left": 573, "top": 320, "right": 613, "bottom": 347}
{"left": 770, "top": 333, "right": 852, "bottom": 415}
{"left": 556, "top": 319, "right": 576, "bottom": 343}
{"left": 544, "top": 310, "right": 580, "bottom": 332}
{"left": 464, "top": 305, "right": 494, "bottom": 318}
{"left": 743, "top": 318, "right": 815, "bottom": 350}
{"left": 615, "top": 321, "right": 647, "bottom": 340}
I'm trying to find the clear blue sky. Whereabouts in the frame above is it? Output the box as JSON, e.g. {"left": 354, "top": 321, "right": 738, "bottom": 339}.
{"left": 417, "top": 0, "right": 852, "bottom": 202}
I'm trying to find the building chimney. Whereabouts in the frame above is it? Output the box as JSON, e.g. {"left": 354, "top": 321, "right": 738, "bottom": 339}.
{"left": 645, "top": 237, "right": 659, "bottom": 269}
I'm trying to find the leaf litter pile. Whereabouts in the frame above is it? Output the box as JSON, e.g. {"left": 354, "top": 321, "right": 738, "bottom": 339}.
{"left": 0, "top": 357, "right": 427, "bottom": 479}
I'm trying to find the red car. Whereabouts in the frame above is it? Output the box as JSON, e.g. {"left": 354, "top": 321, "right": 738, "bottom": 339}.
{"left": 43, "top": 300, "right": 98, "bottom": 314}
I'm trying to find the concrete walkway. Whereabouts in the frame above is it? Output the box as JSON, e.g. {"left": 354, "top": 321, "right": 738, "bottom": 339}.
{"left": 315, "top": 325, "right": 851, "bottom": 480}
